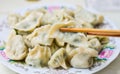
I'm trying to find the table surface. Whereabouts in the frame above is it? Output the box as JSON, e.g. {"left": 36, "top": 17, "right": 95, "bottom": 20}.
{"left": 0, "top": 0, "right": 120, "bottom": 74}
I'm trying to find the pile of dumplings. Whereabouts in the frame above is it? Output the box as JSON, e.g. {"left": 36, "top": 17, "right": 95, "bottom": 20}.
{"left": 5, "top": 6, "right": 109, "bottom": 69}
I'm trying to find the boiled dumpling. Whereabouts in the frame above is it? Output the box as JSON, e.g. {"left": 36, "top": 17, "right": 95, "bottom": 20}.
{"left": 5, "top": 30, "right": 28, "bottom": 60}
{"left": 27, "top": 25, "right": 53, "bottom": 46}
{"left": 63, "top": 33, "right": 88, "bottom": 47}
{"left": 75, "top": 20, "right": 93, "bottom": 28}
{"left": 48, "top": 21, "right": 75, "bottom": 38}
{"left": 75, "top": 7, "right": 96, "bottom": 25}
{"left": 66, "top": 45, "right": 98, "bottom": 63}
{"left": 48, "top": 48, "right": 67, "bottom": 69}
{"left": 75, "top": 6, "right": 104, "bottom": 26}
{"left": 70, "top": 53, "right": 93, "bottom": 68}
{"left": 14, "top": 11, "right": 43, "bottom": 31}
{"left": 88, "top": 38, "right": 102, "bottom": 52}
{"left": 41, "top": 9, "right": 73, "bottom": 25}
{"left": 76, "top": 47, "right": 98, "bottom": 57}
{"left": 25, "top": 45, "right": 51, "bottom": 67}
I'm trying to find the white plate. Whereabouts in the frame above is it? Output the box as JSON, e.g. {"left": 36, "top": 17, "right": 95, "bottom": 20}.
{"left": 0, "top": 4, "right": 120, "bottom": 74}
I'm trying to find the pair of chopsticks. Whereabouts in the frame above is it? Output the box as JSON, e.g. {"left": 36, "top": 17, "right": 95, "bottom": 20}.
{"left": 60, "top": 28, "right": 120, "bottom": 37}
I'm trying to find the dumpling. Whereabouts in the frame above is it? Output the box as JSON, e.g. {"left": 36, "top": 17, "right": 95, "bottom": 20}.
{"left": 63, "top": 33, "right": 88, "bottom": 47}
{"left": 5, "top": 30, "right": 28, "bottom": 60}
{"left": 70, "top": 53, "right": 93, "bottom": 68}
{"left": 66, "top": 45, "right": 98, "bottom": 63}
{"left": 25, "top": 45, "right": 51, "bottom": 67}
{"left": 26, "top": 25, "right": 53, "bottom": 46}
{"left": 74, "top": 6, "right": 104, "bottom": 26}
{"left": 75, "top": 20, "right": 93, "bottom": 28}
{"left": 88, "top": 38, "right": 102, "bottom": 52}
{"left": 41, "top": 9, "right": 74, "bottom": 25}
{"left": 75, "top": 7, "right": 96, "bottom": 25}
{"left": 76, "top": 47, "right": 98, "bottom": 57}
{"left": 48, "top": 21, "right": 75, "bottom": 38}
{"left": 48, "top": 48, "right": 67, "bottom": 69}
{"left": 14, "top": 11, "right": 43, "bottom": 31}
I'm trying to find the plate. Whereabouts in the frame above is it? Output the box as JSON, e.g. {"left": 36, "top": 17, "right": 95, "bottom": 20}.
{"left": 0, "top": 4, "right": 120, "bottom": 74}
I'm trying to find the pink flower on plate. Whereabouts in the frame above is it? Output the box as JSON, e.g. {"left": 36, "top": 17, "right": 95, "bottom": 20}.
{"left": 47, "top": 6, "right": 61, "bottom": 12}
{"left": 0, "top": 51, "right": 9, "bottom": 60}
{"left": 98, "top": 49, "right": 113, "bottom": 59}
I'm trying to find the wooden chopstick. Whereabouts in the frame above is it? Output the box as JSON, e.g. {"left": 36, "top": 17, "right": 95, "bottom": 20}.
{"left": 60, "top": 28, "right": 120, "bottom": 37}
{"left": 87, "top": 32, "right": 120, "bottom": 37}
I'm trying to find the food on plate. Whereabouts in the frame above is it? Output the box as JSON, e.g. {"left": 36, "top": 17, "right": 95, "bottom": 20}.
{"left": 25, "top": 45, "right": 51, "bottom": 67}
{"left": 48, "top": 48, "right": 67, "bottom": 69}
{"left": 5, "top": 30, "right": 28, "bottom": 60}
{"left": 70, "top": 53, "right": 94, "bottom": 68}
{"left": 5, "top": 6, "right": 109, "bottom": 69}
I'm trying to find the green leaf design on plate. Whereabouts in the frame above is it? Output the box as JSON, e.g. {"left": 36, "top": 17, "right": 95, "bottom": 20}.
{"left": 0, "top": 45, "right": 5, "bottom": 50}
{"left": 103, "top": 44, "right": 115, "bottom": 49}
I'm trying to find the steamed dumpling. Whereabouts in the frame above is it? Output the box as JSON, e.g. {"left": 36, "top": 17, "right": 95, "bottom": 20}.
{"left": 26, "top": 25, "right": 53, "bottom": 46}
{"left": 5, "top": 30, "right": 28, "bottom": 60}
{"left": 25, "top": 45, "right": 51, "bottom": 67}
{"left": 14, "top": 11, "right": 43, "bottom": 31}
{"left": 70, "top": 53, "right": 93, "bottom": 68}
{"left": 48, "top": 48, "right": 67, "bottom": 69}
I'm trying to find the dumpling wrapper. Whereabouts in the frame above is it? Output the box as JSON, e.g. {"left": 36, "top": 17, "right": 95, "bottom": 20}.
{"left": 14, "top": 11, "right": 43, "bottom": 31}
{"left": 48, "top": 48, "right": 67, "bottom": 69}
{"left": 25, "top": 45, "right": 51, "bottom": 67}
{"left": 70, "top": 53, "right": 93, "bottom": 68}
{"left": 27, "top": 25, "right": 53, "bottom": 46}
{"left": 5, "top": 30, "right": 28, "bottom": 60}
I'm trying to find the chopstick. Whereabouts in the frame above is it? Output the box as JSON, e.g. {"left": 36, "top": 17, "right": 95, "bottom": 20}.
{"left": 60, "top": 28, "right": 120, "bottom": 37}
